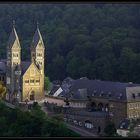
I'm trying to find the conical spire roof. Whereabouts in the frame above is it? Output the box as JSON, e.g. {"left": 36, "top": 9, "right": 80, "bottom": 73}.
{"left": 7, "top": 21, "right": 20, "bottom": 49}
{"left": 31, "top": 23, "right": 44, "bottom": 49}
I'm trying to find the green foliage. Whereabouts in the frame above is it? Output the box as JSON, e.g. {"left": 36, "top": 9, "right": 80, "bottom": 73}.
{"left": 44, "top": 76, "right": 51, "bottom": 92}
{"left": 0, "top": 4, "right": 140, "bottom": 82}
{"left": 0, "top": 101, "right": 80, "bottom": 137}
{"left": 51, "top": 114, "right": 63, "bottom": 121}
{"left": 104, "top": 122, "right": 116, "bottom": 136}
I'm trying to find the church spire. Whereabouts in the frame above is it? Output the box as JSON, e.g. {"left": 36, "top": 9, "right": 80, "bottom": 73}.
{"left": 13, "top": 20, "right": 15, "bottom": 28}
{"left": 31, "top": 22, "right": 44, "bottom": 49}
{"left": 37, "top": 21, "right": 39, "bottom": 29}
{"left": 7, "top": 20, "right": 20, "bottom": 49}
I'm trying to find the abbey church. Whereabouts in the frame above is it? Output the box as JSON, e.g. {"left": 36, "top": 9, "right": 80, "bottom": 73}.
{"left": 0, "top": 22, "right": 45, "bottom": 102}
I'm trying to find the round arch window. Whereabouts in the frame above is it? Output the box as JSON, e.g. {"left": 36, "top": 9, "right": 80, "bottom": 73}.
{"left": 85, "top": 120, "right": 94, "bottom": 129}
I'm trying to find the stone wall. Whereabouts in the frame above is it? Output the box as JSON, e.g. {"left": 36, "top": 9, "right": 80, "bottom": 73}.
{"left": 109, "top": 100, "right": 127, "bottom": 128}
{"left": 45, "top": 96, "right": 65, "bottom": 106}
{"left": 64, "top": 112, "right": 109, "bottom": 135}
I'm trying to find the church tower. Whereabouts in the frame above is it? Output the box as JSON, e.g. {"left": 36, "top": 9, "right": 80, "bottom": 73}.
{"left": 31, "top": 23, "right": 45, "bottom": 76}
{"left": 30, "top": 23, "right": 45, "bottom": 99}
{"left": 6, "top": 21, "right": 21, "bottom": 102}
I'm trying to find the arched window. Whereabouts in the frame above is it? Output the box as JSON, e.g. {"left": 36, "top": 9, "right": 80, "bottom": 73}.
{"left": 85, "top": 120, "right": 94, "bottom": 129}
{"left": 132, "top": 93, "right": 136, "bottom": 99}
{"left": 98, "top": 103, "right": 103, "bottom": 111}
{"left": 91, "top": 102, "right": 96, "bottom": 111}
{"left": 105, "top": 104, "right": 109, "bottom": 112}
{"left": 100, "top": 91, "right": 104, "bottom": 96}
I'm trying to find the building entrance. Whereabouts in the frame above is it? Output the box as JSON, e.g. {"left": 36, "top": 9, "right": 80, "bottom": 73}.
{"left": 30, "top": 91, "right": 35, "bottom": 100}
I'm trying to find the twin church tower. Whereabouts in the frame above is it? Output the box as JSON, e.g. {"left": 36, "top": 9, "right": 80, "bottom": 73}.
{"left": 5, "top": 21, "right": 45, "bottom": 102}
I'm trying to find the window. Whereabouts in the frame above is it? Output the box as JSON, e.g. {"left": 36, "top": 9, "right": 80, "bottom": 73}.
{"left": 135, "top": 104, "right": 138, "bottom": 108}
{"left": 36, "top": 80, "right": 40, "bottom": 83}
{"left": 118, "top": 93, "right": 122, "bottom": 99}
{"left": 13, "top": 53, "right": 18, "bottom": 57}
{"left": 129, "top": 104, "right": 134, "bottom": 109}
{"left": 85, "top": 122, "right": 93, "bottom": 129}
{"left": 2, "top": 76, "right": 4, "bottom": 81}
{"left": 37, "top": 53, "right": 42, "bottom": 57}
{"left": 132, "top": 93, "right": 135, "bottom": 99}
{"left": 30, "top": 80, "right": 34, "bottom": 83}
{"left": 25, "top": 80, "right": 29, "bottom": 83}
{"left": 94, "top": 90, "right": 96, "bottom": 93}
{"left": 100, "top": 91, "right": 104, "bottom": 96}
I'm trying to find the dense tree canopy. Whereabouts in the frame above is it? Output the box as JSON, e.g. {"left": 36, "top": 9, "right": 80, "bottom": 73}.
{"left": 0, "top": 4, "right": 140, "bottom": 82}
{"left": 0, "top": 101, "right": 80, "bottom": 137}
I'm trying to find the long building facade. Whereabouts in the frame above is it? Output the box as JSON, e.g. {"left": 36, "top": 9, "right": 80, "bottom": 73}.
{"left": 0, "top": 22, "right": 45, "bottom": 102}
{"left": 48, "top": 77, "right": 140, "bottom": 133}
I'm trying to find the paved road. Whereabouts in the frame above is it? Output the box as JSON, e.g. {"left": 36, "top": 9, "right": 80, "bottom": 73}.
{"left": 66, "top": 123, "right": 98, "bottom": 137}
{"left": 38, "top": 100, "right": 98, "bottom": 137}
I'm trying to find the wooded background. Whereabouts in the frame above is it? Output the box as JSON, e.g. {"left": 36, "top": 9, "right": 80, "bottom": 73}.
{"left": 0, "top": 4, "right": 140, "bottom": 82}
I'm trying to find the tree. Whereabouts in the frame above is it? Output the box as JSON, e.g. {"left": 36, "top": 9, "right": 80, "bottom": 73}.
{"left": 0, "top": 100, "right": 80, "bottom": 137}
{"left": 44, "top": 76, "right": 51, "bottom": 92}
{"left": 0, "top": 4, "right": 140, "bottom": 82}
{"left": 104, "top": 122, "right": 116, "bottom": 136}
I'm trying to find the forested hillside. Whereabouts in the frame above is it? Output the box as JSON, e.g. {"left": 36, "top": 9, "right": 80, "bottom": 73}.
{"left": 0, "top": 4, "right": 140, "bottom": 82}
{"left": 0, "top": 101, "right": 80, "bottom": 137}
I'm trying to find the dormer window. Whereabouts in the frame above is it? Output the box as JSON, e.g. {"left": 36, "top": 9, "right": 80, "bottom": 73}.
{"left": 100, "top": 91, "right": 104, "bottom": 96}
{"left": 132, "top": 93, "right": 135, "bottom": 99}
{"left": 108, "top": 92, "right": 111, "bottom": 97}
{"left": 118, "top": 93, "right": 122, "bottom": 99}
